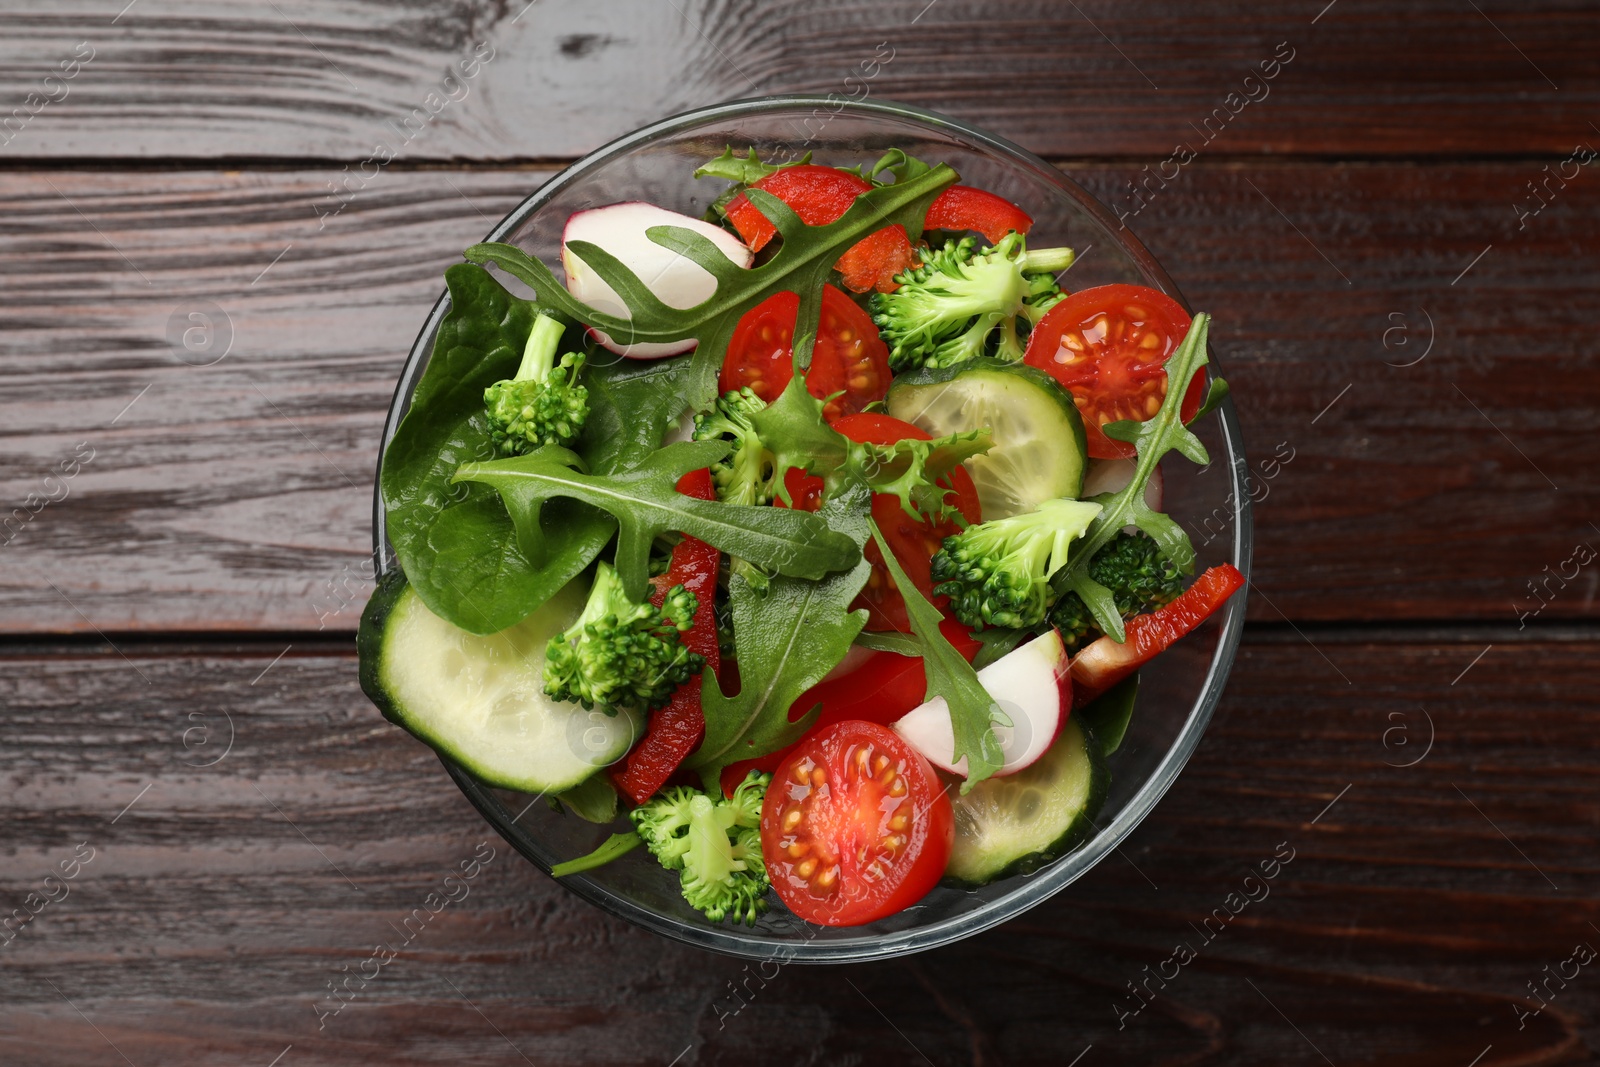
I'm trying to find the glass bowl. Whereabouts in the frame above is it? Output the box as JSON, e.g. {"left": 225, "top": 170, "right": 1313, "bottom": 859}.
{"left": 372, "top": 96, "right": 1252, "bottom": 963}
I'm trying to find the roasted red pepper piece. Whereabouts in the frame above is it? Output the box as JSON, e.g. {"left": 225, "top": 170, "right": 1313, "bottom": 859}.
{"left": 725, "top": 165, "right": 917, "bottom": 293}
{"left": 1070, "top": 563, "right": 1245, "bottom": 708}
{"left": 609, "top": 469, "right": 722, "bottom": 804}
{"left": 924, "top": 185, "right": 1034, "bottom": 244}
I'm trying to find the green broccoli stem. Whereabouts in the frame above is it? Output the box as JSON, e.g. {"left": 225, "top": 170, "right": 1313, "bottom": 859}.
{"left": 1020, "top": 246, "right": 1076, "bottom": 274}
{"left": 515, "top": 314, "right": 566, "bottom": 382}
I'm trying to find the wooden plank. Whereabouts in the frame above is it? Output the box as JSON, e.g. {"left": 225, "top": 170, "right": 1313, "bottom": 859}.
{"left": 0, "top": 1, "right": 1593, "bottom": 162}
{"left": 0, "top": 636, "right": 1593, "bottom": 1065}
{"left": 2, "top": 162, "right": 1596, "bottom": 632}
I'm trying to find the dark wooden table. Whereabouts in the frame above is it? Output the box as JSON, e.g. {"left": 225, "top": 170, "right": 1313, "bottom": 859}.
{"left": 4, "top": 2, "right": 1598, "bottom": 1064}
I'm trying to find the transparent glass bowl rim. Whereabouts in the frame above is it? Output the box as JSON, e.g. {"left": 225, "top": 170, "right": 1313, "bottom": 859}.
{"left": 372, "top": 94, "right": 1254, "bottom": 963}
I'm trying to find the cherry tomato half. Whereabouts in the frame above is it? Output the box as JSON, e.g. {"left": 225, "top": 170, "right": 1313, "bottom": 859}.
{"left": 719, "top": 286, "right": 891, "bottom": 422}
{"left": 1023, "top": 284, "right": 1204, "bottom": 460}
{"left": 725, "top": 165, "right": 916, "bottom": 292}
{"left": 779, "top": 413, "right": 982, "bottom": 631}
{"left": 760, "top": 720, "right": 953, "bottom": 927}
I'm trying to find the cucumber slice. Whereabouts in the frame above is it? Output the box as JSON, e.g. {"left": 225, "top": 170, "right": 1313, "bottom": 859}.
{"left": 887, "top": 359, "right": 1087, "bottom": 519}
{"left": 945, "top": 716, "right": 1108, "bottom": 886}
{"left": 358, "top": 570, "right": 642, "bottom": 793}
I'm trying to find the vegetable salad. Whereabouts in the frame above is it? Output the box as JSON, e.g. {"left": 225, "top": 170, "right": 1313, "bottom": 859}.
{"left": 358, "top": 145, "right": 1243, "bottom": 929}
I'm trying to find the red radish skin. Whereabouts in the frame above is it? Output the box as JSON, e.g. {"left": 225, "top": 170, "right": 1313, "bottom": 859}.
{"left": 561, "top": 202, "right": 751, "bottom": 358}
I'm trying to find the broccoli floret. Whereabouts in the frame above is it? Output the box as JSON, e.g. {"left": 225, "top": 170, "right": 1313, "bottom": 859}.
{"left": 869, "top": 233, "right": 1075, "bottom": 371}
{"left": 929, "top": 498, "right": 1102, "bottom": 629}
{"left": 543, "top": 561, "right": 704, "bottom": 711}
{"left": 631, "top": 772, "right": 772, "bottom": 925}
{"left": 694, "top": 387, "right": 778, "bottom": 506}
{"left": 1048, "top": 531, "right": 1184, "bottom": 650}
{"left": 483, "top": 314, "right": 590, "bottom": 455}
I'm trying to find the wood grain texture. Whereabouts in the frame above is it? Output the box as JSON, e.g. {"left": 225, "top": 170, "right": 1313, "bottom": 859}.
{"left": 0, "top": 1, "right": 1593, "bottom": 162}
{"left": 0, "top": 636, "right": 1594, "bottom": 1065}
{"left": 3, "top": 162, "right": 1596, "bottom": 632}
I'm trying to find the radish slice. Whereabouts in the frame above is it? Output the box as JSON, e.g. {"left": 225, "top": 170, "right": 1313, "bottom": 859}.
{"left": 561, "top": 202, "right": 752, "bottom": 359}
{"left": 893, "top": 630, "right": 1069, "bottom": 777}
{"left": 1082, "top": 457, "right": 1163, "bottom": 512}
{"left": 1082, "top": 458, "right": 1163, "bottom": 533}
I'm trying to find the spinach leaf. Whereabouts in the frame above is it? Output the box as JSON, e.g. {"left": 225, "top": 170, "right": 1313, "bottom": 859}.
{"left": 454, "top": 440, "right": 861, "bottom": 603}
{"left": 465, "top": 164, "right": 958, "bottom": 410}
{"left": 1054, "top": 313, "right": 1226, "bottom": 642}
{"left": 688, "top": 481, "right": 874, "bottom": 791}
{"left": 1076, "top": 673, "right": 1138, "bottom": 756}
{"left": 869, "top": 519, "right": 1004, "bottom": 791}
{"left": 578, "top": 354, "right": 691, "bottom": 475}
{"left": 381, "top": 262, "right": 613, "bottom": 634}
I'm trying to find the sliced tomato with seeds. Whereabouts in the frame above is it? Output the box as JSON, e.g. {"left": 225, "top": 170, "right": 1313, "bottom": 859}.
{"left": 724, "top": 165, "right": 916, "bottom": 292}
{"left": 719, "top": 286, "right": 891, "bottom": 421}
{"left": 1023, "top": 283, "right": 1204, "bottom": 459}
{"left": 776, "top": 413, "right": 982, "bottom": 631}
{"left": 760, "top": 720, "right": 953, "bottom": 927}
{"left": 924, "top": 184, "right": 1033, "bottom": 244}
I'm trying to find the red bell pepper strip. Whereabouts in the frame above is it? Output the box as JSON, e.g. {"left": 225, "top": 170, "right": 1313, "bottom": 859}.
{"left": 924, "top": 185, "right": 1034, "bottom": 244}
{"left": 609, "top": 469, "right": 722, "bottom": 804}
{"left": 724, "top": 165, "right": 917, "bottom": 293}
{"left": 1070, "top": 564, "right": 1245, "bottom": 708}
{"left": 718, "top": 618, "right": 981, "bottom": 796}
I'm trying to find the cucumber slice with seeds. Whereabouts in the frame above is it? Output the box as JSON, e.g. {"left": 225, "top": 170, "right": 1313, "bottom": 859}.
{"left": 358, "top": 569, "right": 641, "bottom": 793}
{"left": 886, "top": 359, "right": 1087, "bottom": 519}
{"left": 945, "top": 716, "right": 1108, "bottom": 886}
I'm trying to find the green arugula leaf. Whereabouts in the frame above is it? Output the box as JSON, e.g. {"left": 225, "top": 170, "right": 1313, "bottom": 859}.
{"left": 693, "top": 146, "right": 813, "bottom": 185}
{"left": 751, "top": 376, "right": 991, "bottom": 520}
{"left": 867, "top": 148, "right": 936, "bottom": 188}
{"left": 381, "top": 263, "right": 613, "bottom": 634}
{"left": 1055, "top": 313, "right": 1220, "bottom": 642}
{"left": 853, "top": 630, "right": 922, "bottom": 657}
{"left": 550, "top": 831, "right": 642, "bottom": 878}
{"left": 455, "top": 440, "right": 860, "bottom": 603}
{"left": 688, "top": 481, "right": 874, "bottom": 790}
{"left": 868, "top": 520, "right": 1005, "bottom": 791}
{"left": 465, "top": 164, "right": 958, "bottom": 410}
{"left": 969, "top": 626, "right": 1030, "bottom": 670}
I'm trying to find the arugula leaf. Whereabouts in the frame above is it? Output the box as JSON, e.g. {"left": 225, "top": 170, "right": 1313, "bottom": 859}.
{"left": 454, "top": 440, "right": 860, "bottom": 603}
{"left": 1054, "top": 313, "right": 1221, "bottom": 642}
{"left": 751, "top": 376, "right": 991, "bottom": 520}
{"left": 969, "top": 626, "right": 1029, "bottom": 670}
{"left": 381, "top": 263, "right": 613, "bottom": 634}
{"left": 854, "top": 630, "right": 922, "bottom": 657}
{"left": 867, "top": 148, "right": 936, "bottom": 187}
{"left": 465, "top": 164, "right": 958, "bottom": 410}
{"left": 688, "top": 481, "right": 874, "bottom": 791}
{"left": 693, "top": 146, "right": 813, "bottom": 185}
{"left": 551, "top": 832, "right": 642, "bottom": 878}
{"left": 868, "top": 520, "right": 1004, "bottom": 791}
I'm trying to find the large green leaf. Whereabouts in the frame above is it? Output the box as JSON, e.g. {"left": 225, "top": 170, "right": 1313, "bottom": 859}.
{"left": 454, "top": 440, "right": 860, "bottom": 603}
{"left": 465, "top": 164, "right": 959, "bottom": 411}
{"left": 380, "top": 263, "right": 614, "bottom": 634}
{"left": 687, "top": 481, "right": 875, "bottom": 791}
